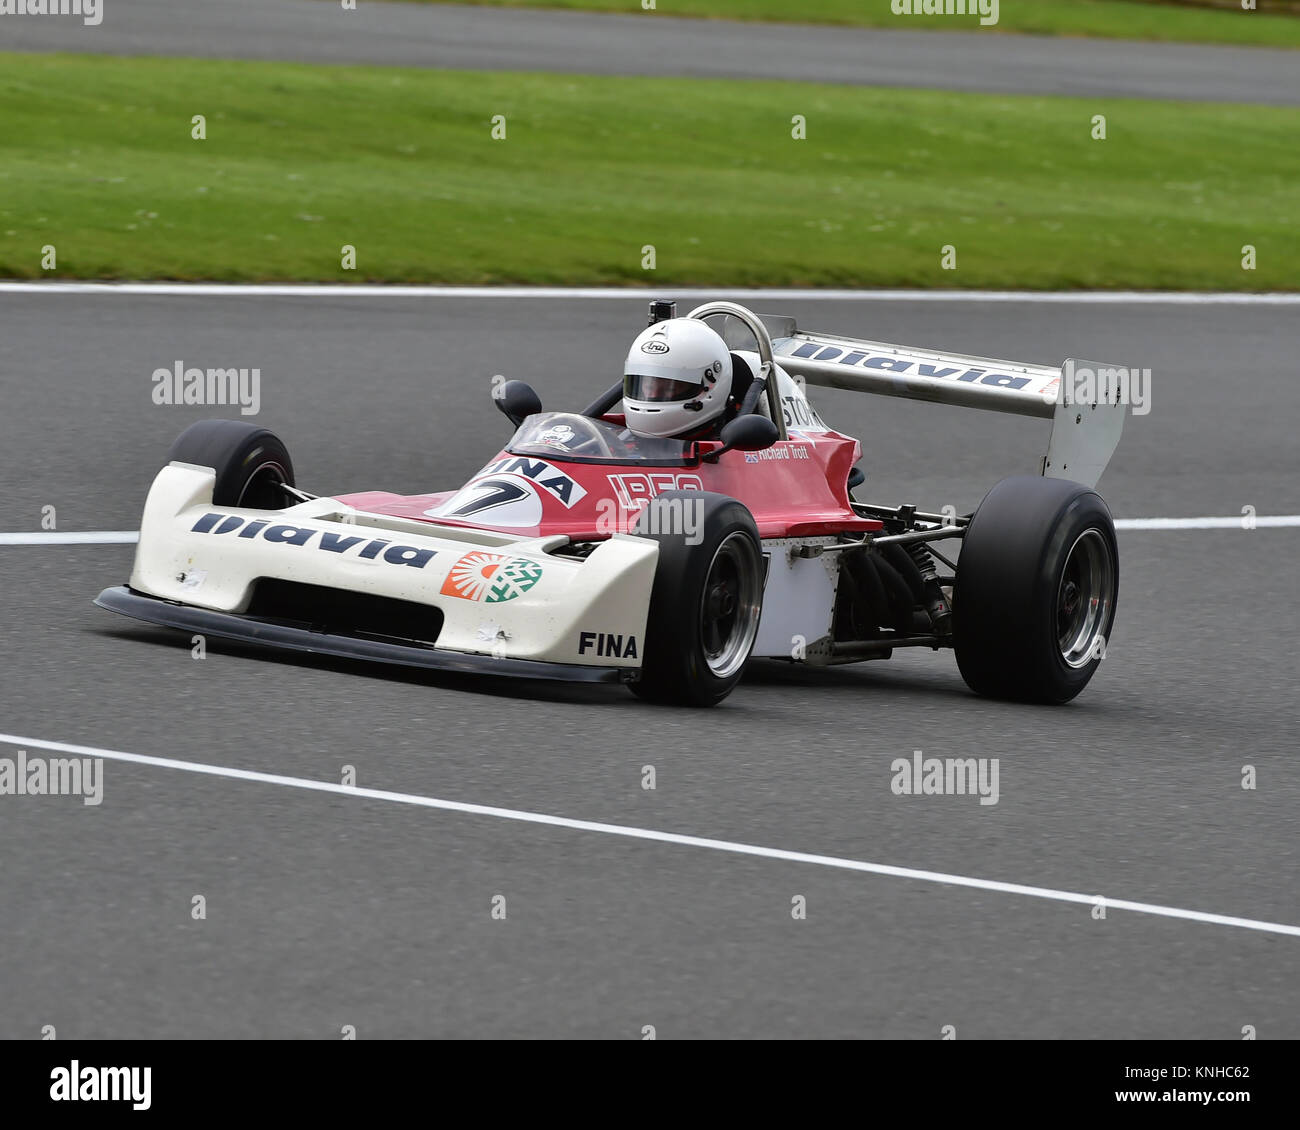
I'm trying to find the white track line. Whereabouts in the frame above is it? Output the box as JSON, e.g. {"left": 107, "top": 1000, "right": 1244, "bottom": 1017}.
{"left": 5, "top": 518, "right": 1299, "bottom": 546}
{"left": 2, "top": 732, "right": 1296, "bottom": 939}
{"left": 1115, "top": 516, "right": 1300, "bottom": 530}
{"left": 0, "top": 532, "right": 139, "bottom": 545}
{"left": 1, "top": 282, "right": 1298, "bottom": 304}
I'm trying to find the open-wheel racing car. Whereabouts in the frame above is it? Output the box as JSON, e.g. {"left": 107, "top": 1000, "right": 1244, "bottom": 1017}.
{"left": 96, "top": 301, "right": 1124, "bottom": 706}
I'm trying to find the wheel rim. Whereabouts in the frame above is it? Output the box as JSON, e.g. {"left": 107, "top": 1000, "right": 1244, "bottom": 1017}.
{"left": 237, "top": 460, "right": 291, "bottom": 509}
{"left": 698, "top": 532, "right": 762, "bottom": 679}
{"left": 1056, "top": 528, "right": 1115, "bottom": 669}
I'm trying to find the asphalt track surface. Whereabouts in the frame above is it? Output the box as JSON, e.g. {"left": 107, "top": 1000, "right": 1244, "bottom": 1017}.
{"left": 4, "top": 0, "right": 1298, "bottom": 104}
{"left": 0, "top": 292, "right": 1297, "bottom": 1038}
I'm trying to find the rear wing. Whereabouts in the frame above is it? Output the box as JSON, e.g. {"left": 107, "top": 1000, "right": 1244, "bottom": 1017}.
{"left": 730, "top": 314, "right": 1125, "bottom": 489}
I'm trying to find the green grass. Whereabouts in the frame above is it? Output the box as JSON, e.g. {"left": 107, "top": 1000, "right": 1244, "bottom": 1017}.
{"left": 410, "top": 0, "right": 1300, "bottom": 48}
{"left": 2, "top": 53, "right": 1296, "bottom": 289}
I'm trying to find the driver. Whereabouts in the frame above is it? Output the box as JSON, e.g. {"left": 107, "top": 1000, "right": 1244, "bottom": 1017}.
{"left": 622, "top": 319, "right": 734, "bottom": 440}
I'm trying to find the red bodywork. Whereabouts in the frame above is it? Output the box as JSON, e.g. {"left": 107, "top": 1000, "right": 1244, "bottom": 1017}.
{"left": 338, "top": 421, "right": 882, "bottom": 541}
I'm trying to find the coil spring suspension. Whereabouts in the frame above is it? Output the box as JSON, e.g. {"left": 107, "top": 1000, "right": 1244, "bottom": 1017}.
{"left": 907, "top": 542, "right": 953, "bottom": 635}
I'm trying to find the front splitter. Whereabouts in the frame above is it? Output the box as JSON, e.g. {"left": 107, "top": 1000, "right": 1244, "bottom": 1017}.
{"left": 93, "top": 586, "right": 636, "bottom": 685}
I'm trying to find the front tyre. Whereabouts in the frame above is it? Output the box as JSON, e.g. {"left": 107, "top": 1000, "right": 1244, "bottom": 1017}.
{"left": 954, "top": 476, "right": 1118, "bottom": 704}
{"left": 630, "top": 491, "right": 763, "bottom": 707}
{"left": 167, "top": 419, "right": 295, "bottom": 509}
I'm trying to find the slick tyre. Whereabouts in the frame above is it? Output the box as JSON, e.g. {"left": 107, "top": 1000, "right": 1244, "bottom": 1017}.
{"left": 954, "top": 475, "right": 1118, "bottom": 704}
{"left": 630, "top": 491, "right": 763, "bottom": 707}
{"left": 168, "top": 419, "right": 295, "bottom": 509}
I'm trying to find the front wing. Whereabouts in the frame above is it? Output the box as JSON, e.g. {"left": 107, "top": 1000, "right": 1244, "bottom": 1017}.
{"left": 95, "top": 463, "right": 657, "bottom": 681}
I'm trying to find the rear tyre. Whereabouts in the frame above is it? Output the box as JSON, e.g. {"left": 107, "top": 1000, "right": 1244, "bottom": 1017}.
{"left": 954, "top": 475, "right": 1118, "bottom": 704}
{"left": 630, "top": 491, "right": 763, "bottom": 707}
{"left": 168, "top": 419, "right": 295, "bottom": 509}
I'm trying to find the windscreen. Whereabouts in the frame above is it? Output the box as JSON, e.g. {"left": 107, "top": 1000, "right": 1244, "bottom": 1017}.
{"left": 507, "top": 411, "right": 693, "bottom": 465}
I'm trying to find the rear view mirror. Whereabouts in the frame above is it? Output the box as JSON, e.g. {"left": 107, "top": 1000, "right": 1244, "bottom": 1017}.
{"left": 494, "top": 380, "right": 542, "bottom": 427}
{"left": 704, "top": 414, "right": 780, "bottom": 462}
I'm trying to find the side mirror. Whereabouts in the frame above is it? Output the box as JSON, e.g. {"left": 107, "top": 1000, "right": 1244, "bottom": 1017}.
{"left": 494, "top": 380, "right": 542, "bottom": 427}
{"left": 703, "top": 414, "right": 780, "bottom": 462}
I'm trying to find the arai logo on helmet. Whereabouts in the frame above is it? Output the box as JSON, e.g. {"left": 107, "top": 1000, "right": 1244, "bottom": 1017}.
{"left": 641, "top": 340, "right": 670, "bottom": 355}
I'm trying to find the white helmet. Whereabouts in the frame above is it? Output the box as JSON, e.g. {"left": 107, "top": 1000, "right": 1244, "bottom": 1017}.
{"left": 623, "top": 319, "right": 732, "bottom": 439}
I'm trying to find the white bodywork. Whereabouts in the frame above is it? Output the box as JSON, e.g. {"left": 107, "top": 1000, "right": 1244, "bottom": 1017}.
{"left": 129, "top": 463, "right": 656, "bottom": 668}
{"left": 752, "top": 538, "right": 840, "bottom": 661}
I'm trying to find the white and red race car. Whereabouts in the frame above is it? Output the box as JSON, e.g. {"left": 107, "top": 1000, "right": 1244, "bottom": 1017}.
{"left": 96, "top": 301, "right": 1124, "bottom": 706}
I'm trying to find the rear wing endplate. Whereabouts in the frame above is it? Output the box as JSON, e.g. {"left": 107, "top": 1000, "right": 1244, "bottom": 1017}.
{"left": 742, "top": 315, "right": 1125, "bottom": 489}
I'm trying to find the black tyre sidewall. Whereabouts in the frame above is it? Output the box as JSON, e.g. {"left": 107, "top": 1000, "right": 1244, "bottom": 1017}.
{"left": 631, "top": 491, "right": 762, "bottom": 707}
{"left": 167, "top": 419, "right": 295, "bottom": 509}
{"left": 954, "top": 476, "right": 1118, "bottom": 704}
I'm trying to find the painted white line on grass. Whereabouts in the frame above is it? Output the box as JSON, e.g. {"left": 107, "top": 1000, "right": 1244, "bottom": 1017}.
{"left": 4, "top": 518, "right": 1299, "bottom": 547}
{"left": 0, "top": 532, "right": 139, "bottom": 545}
{"left": 2, "top": 731, "right": 1295, "bottom": 938}
{"left": 1, "top": 282, "right": 1298, "bottom": 304}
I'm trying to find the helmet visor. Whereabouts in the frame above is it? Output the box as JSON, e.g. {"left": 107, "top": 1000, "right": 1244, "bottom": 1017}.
{"left": 624, "top": 373, "right": 704, "bottom": 403}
